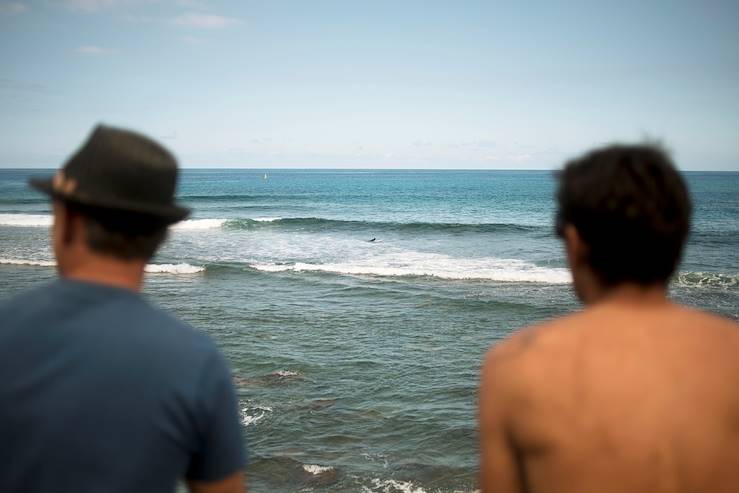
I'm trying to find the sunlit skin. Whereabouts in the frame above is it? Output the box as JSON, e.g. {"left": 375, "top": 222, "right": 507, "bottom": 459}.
{"left": 51, "top": 200, "right": 247, "bottom": 493}
{"left": 479, "top": 224, "right": 739, "bottom": 493}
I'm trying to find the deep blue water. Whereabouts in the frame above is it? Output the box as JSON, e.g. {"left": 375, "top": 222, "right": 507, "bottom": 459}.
{"left": 1, "top": 169, "right": 737, "bottom": 492}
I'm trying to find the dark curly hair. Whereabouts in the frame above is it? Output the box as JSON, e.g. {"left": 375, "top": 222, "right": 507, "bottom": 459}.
{"left": 556, "top": 144, "right": 692, "bottom": 287}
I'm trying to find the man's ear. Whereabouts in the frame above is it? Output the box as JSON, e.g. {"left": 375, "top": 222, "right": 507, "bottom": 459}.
{"left": 563, "top": 224, "right": 588, "bottom": 268}
{"left": 60, "top": 203, "right": 83, "bottom": 246}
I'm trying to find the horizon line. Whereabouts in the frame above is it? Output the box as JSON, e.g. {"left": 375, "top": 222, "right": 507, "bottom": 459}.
{"left": 1, "top": 166, "right": 737, "bottom": 172}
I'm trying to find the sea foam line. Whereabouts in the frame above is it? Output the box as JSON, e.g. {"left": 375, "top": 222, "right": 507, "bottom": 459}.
{"left": 0, "top": 258, "right": 204, "bottom": 274}
{"left": 0, "top": 214, "right": 290, "bottom": 230}
{"left": 0, "top": 213, "right": 52, "bottom": 227}
{"left": 0, "top": 214, "right": 230, "bottom": 231}
{"left": 251, "top": 217, "right": 282, "bottom": 222}
{"left": 251, "top": 253, "right": 572, "bottom": 284}
{"left": 0, "top": 258, "right": 55, "bottom": 267}
{"left": 171, "top": 218, "right": 228, "bottom": 230}
{"left": 143, "top": 263, "right": 205, "bottom": 274}
{"left": 0, "top": 213, "right": 539, "bottom": 233}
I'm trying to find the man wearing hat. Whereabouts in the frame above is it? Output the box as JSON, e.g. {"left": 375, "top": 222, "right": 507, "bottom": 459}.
{"left": 0, "top": 125, "right": 246, "bottom": 493}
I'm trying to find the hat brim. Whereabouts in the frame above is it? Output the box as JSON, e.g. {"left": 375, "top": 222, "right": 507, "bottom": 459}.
{"left": 29, "top": 176, "right": 191, "bottom": 225}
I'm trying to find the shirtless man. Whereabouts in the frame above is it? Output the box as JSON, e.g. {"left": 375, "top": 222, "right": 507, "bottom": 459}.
{"left": 479, "top": 145, "right": 739, "bottom": 493}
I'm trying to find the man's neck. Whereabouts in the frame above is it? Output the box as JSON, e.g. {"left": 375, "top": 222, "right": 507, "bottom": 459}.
{"left": 591, "top": 283, "right": 669, "bottom": 308}
{"left": 62, "top": 256, "right": 146, "bottom": 293}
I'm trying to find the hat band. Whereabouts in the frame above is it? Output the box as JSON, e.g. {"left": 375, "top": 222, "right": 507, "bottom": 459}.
{"left": 53, "top": 171, "right": 78, "bottom": 195}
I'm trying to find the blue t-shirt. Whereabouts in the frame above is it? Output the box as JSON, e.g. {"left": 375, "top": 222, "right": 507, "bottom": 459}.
{"left": 0, "top": 279, "right": 246, "bottom": 492}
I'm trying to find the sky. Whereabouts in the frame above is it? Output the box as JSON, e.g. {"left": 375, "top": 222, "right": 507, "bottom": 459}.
{"left": 0, "top": 1, "right": 738, "bottom": 169}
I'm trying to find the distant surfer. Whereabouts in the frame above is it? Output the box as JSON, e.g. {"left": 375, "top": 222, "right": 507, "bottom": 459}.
{"left": 368, "top": 238, "right": 376, "bottom": 242}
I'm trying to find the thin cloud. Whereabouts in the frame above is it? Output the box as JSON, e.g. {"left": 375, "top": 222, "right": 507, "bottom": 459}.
{"left": 76, "top": 45, "right": 115, "bottom": 55}
{"left": 0, "top": 2, "right": 28, "bottom": 14}
{"left": 173, "top": 12, "right": 238, "bottom": 29}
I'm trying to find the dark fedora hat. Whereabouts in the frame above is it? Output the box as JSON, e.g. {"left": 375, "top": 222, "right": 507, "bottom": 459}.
{"left": 30, "top": 124, "right": 190, "bottom": 224}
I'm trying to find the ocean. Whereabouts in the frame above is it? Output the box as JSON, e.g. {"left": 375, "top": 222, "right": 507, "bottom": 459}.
{"left": 1, "top": 169, "right": 737, "bottom": 492}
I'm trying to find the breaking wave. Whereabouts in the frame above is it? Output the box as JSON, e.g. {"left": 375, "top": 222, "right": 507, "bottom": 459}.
{"left": 0, "top": 258, "right": 204, "bottom": 274}
{"left": 171, "top": 218, "right": 228, "bottom": 230}
{"left": 251, "top": 253, "right": 571, "bottom": 284}
{"left": 143, "top": 263, "right": 205, "bottom": 274}
{"left": 0, "top": 213, "right": 542, "bottom": 235}
{"left": 0, "top": 258, "right": 55, "bottom": 267}
{"left": 224, "top": 217, "right": 542, "bottom": 234}
{"left": 0, "top": 213, "right": 52, "bottom": 227}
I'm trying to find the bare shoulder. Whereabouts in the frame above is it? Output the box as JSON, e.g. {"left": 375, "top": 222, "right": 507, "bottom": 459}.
{"left": 670, "top": 305, "right": 739, "bottom": 340}
{"left": 487, "top": 309, "right": 593, "bottom": 358}
{"left": 680, "top": 305, "right": 739, "bottom": 326}
{"left": 482, "top": 312, "right": 587, "bottom": 383}
{"left": 479, "top": 314, "right": 588, "bottom": 432}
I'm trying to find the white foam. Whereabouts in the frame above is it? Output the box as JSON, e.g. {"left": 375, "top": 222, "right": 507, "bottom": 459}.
{"left": 251, "top": 252, "right": 571, "bottom": 284}
{"left": 252, "top": 217, "right": 282, "bottom": 222}
{"left": 0, "top": 214, "right": 228, "bottom": 231}
{"left": 171, "top": 218, "right": 227, "bottom": 230}
{"left": 0, "top": 257, "right": 55, "bottom": 267}
{"left": 251, "top": 263, "right": 294, "bottom": 273}
{"left": 239, "top": 405, "right": 273, "bottom": 427}
{"left": 369, "top": 479, "right": 428, "bottom": 493}
{"left": 143, "top": 263, "right": 205, "bottom": 274}
{"left": 170, "top": 217, "right": 281, "bottom": 228}
{"left": 0, "top": 258, "right": 204, "bottom": 274}
{"left": 271, "top": 370, "right": 300, "bottom": 377}
{"left": 674, "top": 271, "right": 738, "bottom": 289}
{"left": 0, "top": 213, "right": 52, "bottom": 227}
{"left": 303, "top": 464, "right": 334, "bottom": 475}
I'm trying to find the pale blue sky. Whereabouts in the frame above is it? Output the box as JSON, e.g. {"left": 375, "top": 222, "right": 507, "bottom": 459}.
{"left": 1, "top": 0, "right": 737, "bottom": 169}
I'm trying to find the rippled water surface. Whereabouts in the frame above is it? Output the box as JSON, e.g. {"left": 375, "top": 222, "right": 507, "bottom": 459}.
{"left": 1, "top": 169, "right": 737, "bottom": 492}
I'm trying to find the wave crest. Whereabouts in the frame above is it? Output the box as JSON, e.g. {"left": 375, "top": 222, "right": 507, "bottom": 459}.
{"left": 143, "top": 263, "right": 205, "bottom": 274}
{"left": 251, "top": 253, "right": 572, "bottom": 284}
{"left": 0, "top": 258, "right": 204, "bottom": 275}
{"left": 0, "top": 257, "right": 55, "bottom": 267}
{"left": 226, "top": 217, "right": 541, "bottom": 234}
{"left": 171, "top": 219, "right": 227, "bottom": 230}
{"left": 0, "top": 213, "right": 542, "bottom": 235}
{"left": 0, "top": 213, "right": 52, "bottom": 227}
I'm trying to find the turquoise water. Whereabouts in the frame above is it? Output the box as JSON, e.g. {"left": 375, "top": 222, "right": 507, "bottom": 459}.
{"left": 1, "top": 169, "right": 737, "bottom": 492}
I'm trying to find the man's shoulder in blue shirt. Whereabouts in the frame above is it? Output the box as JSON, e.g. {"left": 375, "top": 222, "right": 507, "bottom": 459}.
{"left": 0, "top": 279, "right": 245, "bottom": 493}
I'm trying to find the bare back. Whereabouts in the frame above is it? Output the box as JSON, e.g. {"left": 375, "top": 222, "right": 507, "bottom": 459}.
{"left": 480, "top": 302, "right": 739, "bottom": 493}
